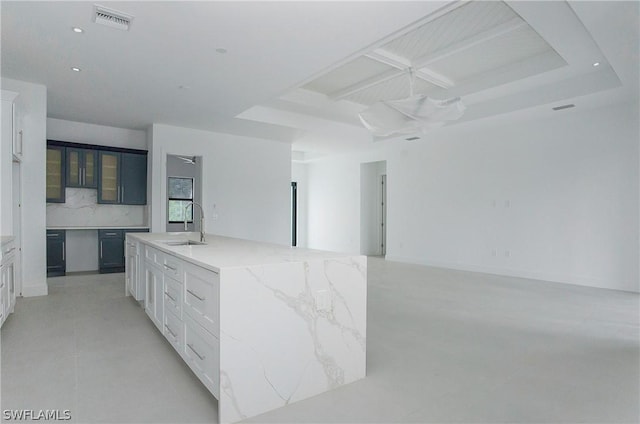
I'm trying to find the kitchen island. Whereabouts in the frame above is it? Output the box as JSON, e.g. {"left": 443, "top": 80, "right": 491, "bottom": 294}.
{"left": 126, "top": 232, "right": 367, "bottom": 423}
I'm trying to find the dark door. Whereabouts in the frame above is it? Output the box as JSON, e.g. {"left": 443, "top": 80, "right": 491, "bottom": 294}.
{"left": 99, "top": 230, "right": 124, "bottom": 272}
{"left": 46, "top": 230, "right": 65, "bottom": 277}
{"left": 121, "top": 153, "right": 147, "bottom": 205}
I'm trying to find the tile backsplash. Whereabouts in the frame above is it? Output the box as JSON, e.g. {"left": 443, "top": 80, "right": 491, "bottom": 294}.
{"left": 46, "top": 188, "right": 147, "bottom": 227}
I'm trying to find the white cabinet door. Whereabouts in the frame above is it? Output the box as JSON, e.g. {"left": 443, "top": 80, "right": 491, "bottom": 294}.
{"left": 125, "top": 240, "right": 138, "bottom": 298}
{"left": 144, "top": 262, "right": 163, "bottom": 331}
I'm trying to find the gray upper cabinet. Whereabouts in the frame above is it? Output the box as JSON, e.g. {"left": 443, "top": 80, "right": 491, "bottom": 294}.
{"left": 98, "top": 151, "right": 147, "bottom": 205}
{"left": 46, "top": 145, "right": 66, "bottom": 203}
{"left": 121, "top": 152, "right": 147, "bottom": 205}
{"left": 66, "top": 148, "right": 97, "bottom": 188}
{"left": 98, "top": 151, "right": 121, "bottom": 204}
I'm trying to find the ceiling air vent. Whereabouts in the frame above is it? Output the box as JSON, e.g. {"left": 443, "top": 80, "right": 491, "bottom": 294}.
{"left": 405, "top": 136, "right": 421, "bottom": 142}
{"left": 93, "top": 5, "right": 134, "bottom": 31}
{"left": 552, "top": 104, "right": 575, "bottom": 111}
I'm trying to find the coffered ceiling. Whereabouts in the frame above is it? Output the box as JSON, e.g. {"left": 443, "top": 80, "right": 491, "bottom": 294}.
{"left": 2, "top": 1, "right": 638, "bottom": 157}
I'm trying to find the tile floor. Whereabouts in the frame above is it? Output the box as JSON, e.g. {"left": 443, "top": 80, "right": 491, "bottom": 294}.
{"left": 1, "top": 258, "right": 639, "bottom": 423}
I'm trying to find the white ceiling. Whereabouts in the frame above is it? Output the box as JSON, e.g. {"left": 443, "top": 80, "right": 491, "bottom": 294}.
{"left": 2, "top": 1, "right": 638, "bottom": 157}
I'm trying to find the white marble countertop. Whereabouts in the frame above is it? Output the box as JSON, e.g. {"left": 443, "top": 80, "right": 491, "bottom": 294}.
{"left": 1, "top": 236, "right": 15, "bottom": 260}
{"left": 1, "top": 236, "right": 15, "bottom": 247}
{"left": 128, "top": 232, "right": 360, "bottom": 272}
{"left": 47, "top": 226, "right": 150, "bottom": 230}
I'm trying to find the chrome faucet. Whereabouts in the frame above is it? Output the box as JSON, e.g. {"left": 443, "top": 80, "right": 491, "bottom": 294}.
{"left": 184, "top": 202, "right": 205, "bottom": 242}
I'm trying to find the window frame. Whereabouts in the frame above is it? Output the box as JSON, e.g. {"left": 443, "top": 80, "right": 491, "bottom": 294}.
{"left": 167, "top": 176, "right": 195, "bottom": 224}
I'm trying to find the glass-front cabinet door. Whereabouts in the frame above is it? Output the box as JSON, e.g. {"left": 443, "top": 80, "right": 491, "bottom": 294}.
{"left": 84, "top": 150, "right": 97, "bottom": 188}
{"left": 66, "top": 148, "right": 97, "bottom": 188}
{"left": 98, "top": 151, "right": 120, "bottom": 203}
{"left": 66, "top": 149, "right": 81, "bottom": 187}
{"left": 46, "top": 146, "right": 65, "bottom": 202}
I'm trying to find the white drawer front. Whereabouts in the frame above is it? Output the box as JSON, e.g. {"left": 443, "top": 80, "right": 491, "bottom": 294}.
{"left": 163, "top": 275, "right": 182, "bottom": 319}
{"left": 163, "top": 254, "right": 183, "bottom": 280}
{"left": 144, "top": 245, "right": 162, "bottom": 267}
{"left": 164, "top": 308, "right": 184, "bottom": 353}
{"left": 183, "top": 263, "right": 219, "bottom": 337}
{"left": 184, "top": 314, "right": 219, "bottom": 399}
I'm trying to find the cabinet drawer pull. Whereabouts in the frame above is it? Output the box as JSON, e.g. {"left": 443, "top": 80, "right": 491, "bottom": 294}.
{"left": 186, "top": 289, "right": 205, "bottom": 301}
{"left": 187, "top": 343, "right": 206, "bottom": 360}
{"left": 100, "top": 241, "right": 103, "bottom": 258}
{"left": 47, "top": 233, "right": 59, "bottom": 237}
{"left": 164, "top": 291, "right": 177, "bottom": 302}
{"left": 163, "top": 264, "right": 177, "bottom": 271}
{"left": 62, "top": 242, "right": 65, "bottom": 261}
{"left": 164, "top": 324, "right": 177, "bottom": 338}
{"left": 105, "top": 232, "right": 118, "bottom": 236}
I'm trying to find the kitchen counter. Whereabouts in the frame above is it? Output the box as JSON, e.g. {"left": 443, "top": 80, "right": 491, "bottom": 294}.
{"left": 46, "top": 225, "right": 149, "bottom": 230}
{"left": 0, "top": 236, "right": 15, "bottom": 261}
{"left": 0, "top": 236, "right": 15, "bottom": 247}
{"left": 128, "top": 231, "right": 358, "bottom": 272}
{"left": 128, "top": 232, "right": 367, "bottom": 423}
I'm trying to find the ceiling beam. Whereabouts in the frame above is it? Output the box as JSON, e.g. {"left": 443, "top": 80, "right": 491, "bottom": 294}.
{"left": 366, "top": 49, "right": 454, "bottom": 89}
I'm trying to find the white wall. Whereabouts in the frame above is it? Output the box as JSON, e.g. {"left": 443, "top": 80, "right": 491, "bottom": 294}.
{"left": 65, "top": 230, "right": 99, "bottom": 272}
{"left": 46, "top": 118, "right": 147, "bottom": 149}
{"left": 2, "top": 78, "right": 48, "bottom": 296}
{"left": 149, "top": 124, "right": 291, "bottom": 245}
{"left": 303, "top": 102, "right": 640, "bottom": 292}
{"left": 306, "top": 155, "right": 361, "bottom": 254}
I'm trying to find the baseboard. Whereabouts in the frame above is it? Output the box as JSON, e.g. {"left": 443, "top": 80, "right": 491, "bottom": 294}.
{"left": 21, "top": 284, "right": 48, "bottom": 297}
{"left": 383, "top": 255, "right": 639, "bottom": 293}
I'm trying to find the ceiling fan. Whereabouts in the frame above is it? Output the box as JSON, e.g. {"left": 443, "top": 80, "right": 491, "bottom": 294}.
{"left": 358, "top": 68, "right": 465, "bottom": 137}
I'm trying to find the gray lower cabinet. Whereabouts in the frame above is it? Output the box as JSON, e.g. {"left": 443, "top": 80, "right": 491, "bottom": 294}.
{"left": 99, "top": 230, "right": 124, "bottom": 273}
{"left": 99, "top": 229, "right": 149, "bottom": 274}
{"left": 46, "top": 230, "right": 66, "bottom": 277}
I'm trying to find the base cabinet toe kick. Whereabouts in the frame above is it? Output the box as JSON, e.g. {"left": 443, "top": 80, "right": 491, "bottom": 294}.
{"left": 128, "top": 233, "right": 367, "bottom": 424}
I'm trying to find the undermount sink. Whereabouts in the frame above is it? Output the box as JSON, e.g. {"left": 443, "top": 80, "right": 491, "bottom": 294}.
{"left": 162, "top": 240, "right": 207, "bottom": 246}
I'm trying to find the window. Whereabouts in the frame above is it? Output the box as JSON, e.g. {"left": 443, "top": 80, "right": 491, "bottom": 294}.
{"left": 168, "top": 177, "right": 194, "bottom": 223}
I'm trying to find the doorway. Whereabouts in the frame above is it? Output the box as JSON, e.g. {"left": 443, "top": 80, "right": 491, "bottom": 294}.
{"left": 360, "top": 161, "right": 387, "bottom": 256}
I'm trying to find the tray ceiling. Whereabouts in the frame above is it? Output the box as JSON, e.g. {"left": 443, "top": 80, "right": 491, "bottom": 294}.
{"left": 302, "top": 1, "right": 566, "bottom": 106}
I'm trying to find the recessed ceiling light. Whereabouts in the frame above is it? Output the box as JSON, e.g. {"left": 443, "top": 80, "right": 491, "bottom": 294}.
{"left": 71, "top": 67, "right": 81, "bottom": 72}
{"left": 72, "top": 27, "right": 84, "bottom": 33}
{"left": 216, "top": 48, "right": 228, "bottom": 54}
{"left": 593, "top": 62, "right": 600, "bottom": 67}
